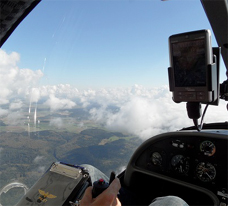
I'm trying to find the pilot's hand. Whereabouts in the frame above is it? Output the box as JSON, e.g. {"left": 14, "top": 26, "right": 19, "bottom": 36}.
{"left": 80, "top": 178, "right": 122, "bottom": 206}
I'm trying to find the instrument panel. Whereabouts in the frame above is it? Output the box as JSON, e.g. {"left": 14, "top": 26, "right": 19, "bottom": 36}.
{"left": 124, "top": 130, "right": 228, "bottom": 206}
{"left": 147, "top": 139, "right": 219, "bottom": 183}
{"left": 146, "top": 137, "right": 224, "bottom": 185}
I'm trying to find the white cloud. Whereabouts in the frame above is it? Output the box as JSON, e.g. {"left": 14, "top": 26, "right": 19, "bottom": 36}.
{"left": 78, "top": 122, "right": 85, "bottom": 128}
{"left": 30, "top": 88, "right": 41, "bottom": 103}
{"left": 37, "top": 84, "right": 79, "bottom": 100}
{"left": 33, "top": 156, "right": 46, "bottom": 174}
{"left": 33, "top": 155, "right": 44, "bottom": 164}
{"left": 9, "top": 99, "right": 23, "bottom": 110}
{"left": 44, "top": 94, "right": 76, "bottom": 111}
{"left": 0, "top": 108, "right": 8, "bottom": 117}
{"left": 89, "top": 86, "right": 228, "bottom": 139}
{"left": 0, "top": 49, "right": 227, "bottom": 139}
{"left": 0, "top": 49, "right": 20, "bottom": 67}
{"left": 49, "top": 117, "right": 64, "bottom": 129}
{"left": 0, "top": 88, "right": 12, "bottom": 104}
{"left": 89, "top": 90, "right": 191, "bottom": 139}
{"left": 7, "top": 111, "right": 23, "bottom": 125}
{"left": 37, "top": 166, "right": 46, "bottom": 173}
{"left": 0, "top": 49, "right": 43, "bottom": 104}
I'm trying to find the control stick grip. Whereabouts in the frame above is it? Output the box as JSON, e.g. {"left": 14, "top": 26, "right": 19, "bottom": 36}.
{"left": 92, "top": 179, "right": 109, "bottom": 198}
{"left": 92, "top": 171, "right": 116, "bottom": 198}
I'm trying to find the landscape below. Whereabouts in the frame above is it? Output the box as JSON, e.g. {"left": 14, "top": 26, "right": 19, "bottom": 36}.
{"left": 0, "top": 127, "right": 142, "bottom": 205}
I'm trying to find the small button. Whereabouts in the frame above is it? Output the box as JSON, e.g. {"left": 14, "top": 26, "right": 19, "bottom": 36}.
{"left": 98, "top": 179, "right": 105, "bottom": 185}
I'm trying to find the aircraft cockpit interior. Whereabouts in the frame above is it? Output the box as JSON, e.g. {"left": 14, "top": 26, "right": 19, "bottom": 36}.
{"left": 0, "top": 0, "right": 227, "bottom": 206}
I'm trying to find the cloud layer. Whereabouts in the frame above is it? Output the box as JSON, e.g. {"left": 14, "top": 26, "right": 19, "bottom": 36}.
{"left": 0, "top": 49, "right": 227, "bottom": 139}
{"left": 0, "top": 50, "right": 43, "bottom": 105}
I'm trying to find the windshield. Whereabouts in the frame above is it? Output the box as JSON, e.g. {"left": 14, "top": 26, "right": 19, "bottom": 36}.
{"left": 0, "top": 0, "right": 227, "bottom": 205}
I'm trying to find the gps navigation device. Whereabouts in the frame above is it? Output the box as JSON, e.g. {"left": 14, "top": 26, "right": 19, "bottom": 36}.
{"left": 168, "top": 30, "right": 218, "bottom": 104}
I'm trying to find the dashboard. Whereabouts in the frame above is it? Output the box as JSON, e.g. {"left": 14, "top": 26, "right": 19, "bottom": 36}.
{"left": 123, "top": 130, "right": 228, "bottom": 206}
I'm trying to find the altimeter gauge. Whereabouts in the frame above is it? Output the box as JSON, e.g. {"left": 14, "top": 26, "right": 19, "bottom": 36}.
{"left": 171, "top": 155, "right": 189, "bottom": 175}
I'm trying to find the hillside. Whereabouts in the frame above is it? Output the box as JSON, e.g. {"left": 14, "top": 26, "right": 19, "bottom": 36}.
{"left": 0, "top": 128, "right": 142, "bottom": 205}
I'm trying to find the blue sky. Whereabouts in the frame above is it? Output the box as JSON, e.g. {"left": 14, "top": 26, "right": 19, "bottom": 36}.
{"left": 2, "top": 0, "right": 226, "bottom": 89}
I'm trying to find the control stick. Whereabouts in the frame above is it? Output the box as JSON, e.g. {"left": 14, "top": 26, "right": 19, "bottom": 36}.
{"left": 92, "top": 171, "right": 116, "bottom": 198}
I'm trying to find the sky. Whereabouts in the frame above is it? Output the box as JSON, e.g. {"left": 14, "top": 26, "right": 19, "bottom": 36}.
{"left": 0, "top": 0, "right": 227, "bottom": 139}
{"left": 2, "top": 0, "right": 227, "bottom": 88}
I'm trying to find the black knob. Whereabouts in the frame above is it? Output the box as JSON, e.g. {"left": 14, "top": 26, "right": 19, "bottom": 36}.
{"left": 92, "top": 179, "right": 109, "bottom": 198}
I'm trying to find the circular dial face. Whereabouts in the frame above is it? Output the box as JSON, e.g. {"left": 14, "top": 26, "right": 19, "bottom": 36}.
{"left": 200, "top": 141, "right": 216, "bottom": 156}
{"left": 196, "top": 162, "right": 216, "bottom": 182}
{"left": 151, "top": 152, "right": 162, "bottom": 166}
{"left": 171, "top": 155, "right": 189, "bottom": 174}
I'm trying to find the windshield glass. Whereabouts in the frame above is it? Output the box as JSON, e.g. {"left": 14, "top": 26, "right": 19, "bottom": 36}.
{"left": 0, "top": 0, "right": 227, "bottom": 204}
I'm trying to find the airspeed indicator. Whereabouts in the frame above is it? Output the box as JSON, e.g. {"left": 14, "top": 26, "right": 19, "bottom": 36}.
{"left": 196, "top": 162, "right": 216, "bottom": 182}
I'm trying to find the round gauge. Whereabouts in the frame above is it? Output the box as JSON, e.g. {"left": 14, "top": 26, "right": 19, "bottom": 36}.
{"left": 171, "top": 155, "right": 189, "bottom": 174}
{"left": 151, "top": 152, "right": 162, "bottom": 166}
{"left": 196, "top": 162, "right": 216, "bottom": 182}
{"left": 200, "top": 141, "right": 216, "bottom": 156}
